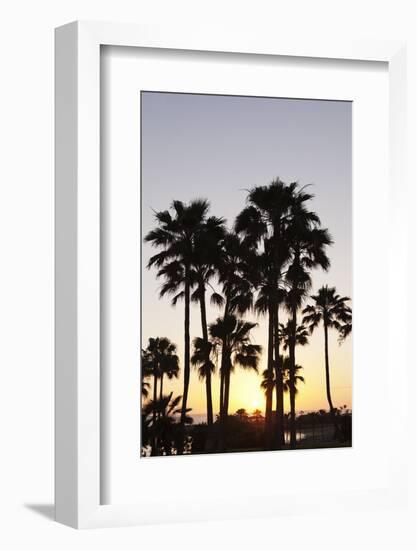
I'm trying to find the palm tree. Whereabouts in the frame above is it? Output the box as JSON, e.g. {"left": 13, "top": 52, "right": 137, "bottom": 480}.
{"left": 303, "top": 285, "right": 352, "bottom": 432}
{"left": 191, "top": 337, "right": 216, "bottom": 402}
{"left": 145, "top": 199, "right": 211, "bottom": 423}
{"left": 252, "top": 239, "right": 287, "bottom": 448}
{"left": 279, "top": 320, "right": 309, "bottom": 349}
{"left": 284, "top": 189, "right": 332, "bottom": 447}
{"left": 209, "top": 314, "right": 261, "bottom": 421}
{"left": 261, "top": 356, "right": 305, "bottom": 446}
{"left": 236, "top": 178, "right": 296, "bottom": 449}
{"left": 191, "top": 216, "right": 225, "bottom": 425}
{"left": 278, "top": 319, "right": 309, "bottom": 445}
{"left": 141, "top": 337, "right": 180, "bottom": 435}
{"left": 215, "top": 231, "right": 256, "bottom": 422}
{"left": 282, "top": 358, "right": 305, "bottom": 396}
{"left": 158, "top": 343, "right": 180, "bottom": 401}
{"left": 142, "top": 393, "right": 193, "bottom": 456}
{"left": 141, "top": 349, "right": 154, "bottom": 399}
{"left": 338, "top": 321, "right": 352, "bottom": 342}
{"left": 260, "top": 356, "right": 304, "bottom": 400}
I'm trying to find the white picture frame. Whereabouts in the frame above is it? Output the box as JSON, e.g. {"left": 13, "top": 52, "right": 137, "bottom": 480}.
{"left": 55, "top": 21, "right": 407, "bottom": 529}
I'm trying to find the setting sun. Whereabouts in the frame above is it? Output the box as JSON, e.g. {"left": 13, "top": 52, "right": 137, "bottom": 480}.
{"left": 251, "top": 398, "right": 260, "bottom": 411}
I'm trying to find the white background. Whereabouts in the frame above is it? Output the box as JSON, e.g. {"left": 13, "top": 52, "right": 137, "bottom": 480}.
{"left": 0, "top": 1, "right": 416, "bottom": 549}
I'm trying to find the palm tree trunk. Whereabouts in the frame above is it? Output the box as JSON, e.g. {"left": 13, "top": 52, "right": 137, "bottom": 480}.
{"left": 265, "top": 303, "right": 274, "bottom": 450}
{"left": 289, "top": 308, "right": 297, "bottom": 449}
{"left": 218, "top": 297, "right": 230, "bottom": 451}
{"left": 181, "top": 269, "right": 191, "bottom": 425}
{"left": 273, "top": 307, "right": 284, "bottom": 449}
{"left": 224, "top": 364, "right": 231, "bottom": 417}
{"left": 199, "top": 283, "right": 213, "bottom": 425}
{"left": 218, "top": 365, "right": 226, "bottom": 452}
{"left": 324, "top": 322, "right": 334, "bottom": 411}
{"left": 178, "top": 269, "right": 191, "bottom": 456}
{"left": 159, "top": 373, "right": 164, "bottom": 402}
{"left": 219, "top": 296, "right": 230, "bottom": 418}
{"left": 152, "top": 370, "right": 158, "bottom": 456}
{"left": 153, "top": 370, "right": 158, "bottom": 412}
{"left": 219, "top": 368, "right": 224, "bottom": 418}
{"left": 217, "top": 364, "right": 231, "bottom": 451}
{"left": 324, "top": 321, "right": 338, "bottom": 436}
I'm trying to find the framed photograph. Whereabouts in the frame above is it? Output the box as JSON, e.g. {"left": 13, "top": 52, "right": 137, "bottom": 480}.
{"left": 55, "top": 22, "right": 407, "bottom": 528}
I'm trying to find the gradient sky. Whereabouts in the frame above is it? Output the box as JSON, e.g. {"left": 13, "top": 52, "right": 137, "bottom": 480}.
{"left": 141, "top": 91, "right": 352, "bottom": 417}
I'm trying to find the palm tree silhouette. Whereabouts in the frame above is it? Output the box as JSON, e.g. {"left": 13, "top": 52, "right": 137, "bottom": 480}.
{"left": 141, "top": 379, "right": 150, "bottom": 399}
{"left": 278, "top": 319, "right": 309, "bottom": 446}
{"left": 209, "top": 314, "right": 261, "bottom": 421}
{"left": 142, "top": 392, "right": 193, "bottom": 456}
{"left": 191, "top": 336, "right": 216, "bottom": 401}
{"left": 141, "top": 337, "right": 180, "bottom": 434}
{"left": 215, "top": 231, "right": 256, "bottom": 422}
{"left": 141, "top": 349, "right": 154, "bottom": 399}
{"left": 191, "top": 216, "right": 225, "bottom": 425}
{"left": 158, "top": 343, "right": 180, "bottom": 401}
{"left": 145, "top": 199, "right": 211, "bottom": 423}
{"left": 284, "top": 188, "right": 331, "bottom": 447}
{"left": 236, "top": 178, "right": 300, "bottom": 449}
{"left": 260, "top": 356, "right": 304, "bottom": 445}
{"left": 303, "top": 285, "right": 351, "bottom": 432}
{"left": 260, "top": 356, "right": 304, "bottom": 400}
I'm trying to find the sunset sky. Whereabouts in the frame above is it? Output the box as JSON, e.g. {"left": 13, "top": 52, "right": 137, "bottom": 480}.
{"left": 141, "top": 91, "right": 352, "bottom": 418}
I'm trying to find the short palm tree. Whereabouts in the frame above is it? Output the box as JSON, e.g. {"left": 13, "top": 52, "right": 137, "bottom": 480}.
{"left": 142, "top": 393, "right": 193, "bottom": 456}
{"left": 260, "top": 356, "right": 304, "bottom": 399}
{"left": 303, "top": 285, "right": 351, "bottom": 430}
{"left": 215, "top": 231, "right": 257, "bottom": 420}
{"left": 191, "top": 337, "right": 216, "bottom": 399}
{"left": 158, "top": 346, "right": 180, "bottom": 401}
{"left": 141, "top": 349, "right": 154, "bottom": 399}
{"left": 141, "top": 337, "right": 180, "bottom": 428}
{"left": 282, "top": 358, "right": 305, "bottom": 396}
{"left": 145, "top": 199, "right": 210, "bottom": 423}
{"left": 209, "top": 314, "right": 261, "bottom": 419}
{"left": 279, "top": 320, "right": 309, "bottom": 349}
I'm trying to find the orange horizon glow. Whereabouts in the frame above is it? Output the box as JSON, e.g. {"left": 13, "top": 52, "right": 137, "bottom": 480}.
{"left": 142, "top": 300, "right": 352, "bottom": 419}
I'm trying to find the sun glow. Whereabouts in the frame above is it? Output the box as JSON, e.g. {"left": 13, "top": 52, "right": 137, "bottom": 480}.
{"left": 251, "top": 398, "right": 260, "bottom": 411}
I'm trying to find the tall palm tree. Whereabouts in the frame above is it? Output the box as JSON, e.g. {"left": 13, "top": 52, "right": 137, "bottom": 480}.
{"left": 284, "top": 189, "right": 332, "bottom": 447}
{"left": 302, "top": 286, "right": 352, "bottom": 432}
{"left": 191, "top": 216, "right": 225, "bottom": 425}
{"left": 145, "top": 199, "right": 210, "bottom": 423}
{"left": 215, "top": 231, "right": 256, "bottom": 421}
{"left": 236, "top": 178, "right": 298, "bottom": 449}
{"left": 209, "top": 314, "right": 261, "bottom": 421}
